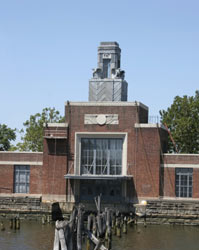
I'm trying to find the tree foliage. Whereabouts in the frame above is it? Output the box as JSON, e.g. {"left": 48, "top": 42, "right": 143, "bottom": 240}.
{"left": 17, "top": 107, "right": 64, "bottom": 152}
{"left": 160, "top": 90, "right": 199, "bottom": 153}
{"left": 0, "top": 124, "right": 16, "bottom": 151}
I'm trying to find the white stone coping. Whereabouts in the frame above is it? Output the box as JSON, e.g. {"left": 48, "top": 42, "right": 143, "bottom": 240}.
{"left": 0, "top": 193, "right": 42, "bottom": 198}
{"left": 135, "top": 123, "right": 167, "bottom": 130}
{"left": 0, "top": 151, "right": 43, "bottom": 154}
{"left": 43, "top": 123, "right": 68, "bottom": 128}
{"left": 161, "top": 164, "right": 199, "bottom": 168}
{"left": 163, "top": 153, "right": 199, "bottom": 156}
{"left": 138, "top": 196, "right": 199, "bottom": 201}
{"left": 65, "top": 101, "right": 148, "bottom": 111}
{"left": 0, "top": 161, "right": 43, "bottom": 166}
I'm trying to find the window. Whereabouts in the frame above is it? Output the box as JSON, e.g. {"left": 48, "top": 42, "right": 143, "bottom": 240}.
{"left": 175, "top": 168, "right": 193, "bottom": 198}
{"left": 14, "top": 165, "right": 30, "bottom": 193}
{"left": 103, "top": 59, "right": 111, "bottom": 78}
{"left": 81, "top": 138, "right": 122, "bottom": 175}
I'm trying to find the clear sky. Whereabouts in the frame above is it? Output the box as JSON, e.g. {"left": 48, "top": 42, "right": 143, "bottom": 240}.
{"left": 0, "top": 0, "right": 199, "bottom": 141}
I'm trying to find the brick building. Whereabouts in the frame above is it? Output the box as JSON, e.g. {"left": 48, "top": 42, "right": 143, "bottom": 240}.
{"left": 0, "top": 42, "right": 199, "bottom": 211}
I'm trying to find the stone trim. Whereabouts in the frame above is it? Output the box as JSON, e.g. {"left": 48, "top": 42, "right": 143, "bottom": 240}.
{"left": 0, "top": 161, "right": 43, "bottom": 166}
{"left": 43, "top": 123, "right": 68, "bottom": 127}
{"left": 164, "top": 153, "right": 199, "bottom": 156}
{"left": 65, "top": 101, "right": 148, "bottom": 110}
{"left": 161, "top": 164, "right": 199, "bottom": 168}
{"left": 0, "top": 151, "right": 43, "bottom": 154}
{"left": 135, "top": 123, "right": 167, "bottom": 130}
{"left": 84, "top": 114, "right": 118, "bottom": 125}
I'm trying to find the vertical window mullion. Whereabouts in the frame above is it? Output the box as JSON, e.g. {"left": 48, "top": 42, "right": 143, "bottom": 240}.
{"left": 93, "top": 150, "right": 96, "bottom": 175}
{"left": 187, "top": 174, "right": 189, "bottom": 197}
{"left": 107, "top": 149, "right": 110, "bottom": 175}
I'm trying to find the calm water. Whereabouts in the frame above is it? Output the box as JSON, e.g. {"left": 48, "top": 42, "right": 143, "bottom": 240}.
{"left": 1, "top": 221, "right": 199, "bottom": 250}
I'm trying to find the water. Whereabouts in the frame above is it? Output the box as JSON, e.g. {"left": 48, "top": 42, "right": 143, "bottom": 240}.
{"left": 1, "top": 221, "right": 199, "bottom": 250}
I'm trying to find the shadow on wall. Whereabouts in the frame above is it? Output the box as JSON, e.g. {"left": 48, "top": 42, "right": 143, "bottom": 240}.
{"left": 52, "top": 202, "right": 64, "bottom": 221}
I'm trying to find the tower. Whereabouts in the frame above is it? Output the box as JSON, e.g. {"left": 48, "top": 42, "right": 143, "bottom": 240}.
{"left": 89, "top": 42, "right": 128, "bottom": 101}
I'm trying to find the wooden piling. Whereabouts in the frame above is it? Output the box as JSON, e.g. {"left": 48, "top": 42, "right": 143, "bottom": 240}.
{"left": 42, "top": 215, "right": 46, "bottom": 225}
{"left": 77, "top": 205, "right": 83, "bottom": 250}
{"left": 122, "top": 216, "right": 127, "bottom": 234}
{"left": 10, "top": 218, "right": 13, "bottom": 229}
{"left": 116, "top": 217, "right": 121, "bottom": 237}
{"left": 14, "top": 217, "right": 17, "bottom": 230}
{"left": 47, "top": 215, "right": 51, "bottom": 223}
{"left": 0, "top": 221, "right": 5, "bottom": 231}
{"left": 16, "top": 217, "right": 20, "bottom": 230}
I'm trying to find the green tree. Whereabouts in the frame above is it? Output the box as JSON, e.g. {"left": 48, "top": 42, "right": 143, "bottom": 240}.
{"left": 0, "top": 124, "right": 16, "bottom": 151}
{"left": 17, "top": 107, "right": 64, "bottom": 152}
{"left": 160, "top": 90, "right": 199, "bottom": 153}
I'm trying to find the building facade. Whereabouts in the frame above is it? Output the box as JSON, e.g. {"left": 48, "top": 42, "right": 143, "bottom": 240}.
{"left": 0, "top": 42, "right": 199, "bottom": 211}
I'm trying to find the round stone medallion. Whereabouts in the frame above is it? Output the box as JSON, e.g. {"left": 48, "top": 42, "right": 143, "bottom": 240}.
{"left": 96, "top": 114, "right": 106, "bottom": 125}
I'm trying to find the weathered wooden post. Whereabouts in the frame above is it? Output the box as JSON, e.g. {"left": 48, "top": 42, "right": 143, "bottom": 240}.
{"left": 87, "top": 214, "right": 92, "bottom": 250}
{"left": 0, "top": 221, "right": 5, "bottom": 231}
{"left": 14, "top": 217, "right": 17, "bottom": 230}
{"left": 122, "top": 216, "right": 127, "bottom": 234}
{"left": 77, "top": 205, "right": 83, "bottom": 250}
{"left": 42, "top": 215, "right": 46, "bottom": 225}
{"left": 16, "top": 217, "right": 20, "bottom": 230}
{"left": 53, "top": 220, "right": 69, "bottom": 250}
{"left": 116, "top": 217, "right": 121, "bottom": 237}
{"left": 111, "top": 214, "right": 116, "bottom": 235}
{"left": 67, "top": 207, "right": 77, "bottom": 250}
{"left": 47, "top": 215, "right": 51, "bottom": 223}
{"left": 9, "top": 218, "right": 13, "bottom": 229}
{"left": 92, "top": 215, "right": 97, "bottom": 236}
{"left": 105, "top": 209, "right": 112, "bottom": 250}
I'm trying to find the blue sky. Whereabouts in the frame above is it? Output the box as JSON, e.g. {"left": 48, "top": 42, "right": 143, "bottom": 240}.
{"left": 0, "top": 0, "right": 199, "bottom": 141}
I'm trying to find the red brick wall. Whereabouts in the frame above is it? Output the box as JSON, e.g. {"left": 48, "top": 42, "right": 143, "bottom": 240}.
{"left": 193, "top": 168, "right": 199, "bottom": 198}
{"left": 0, "top": 152, "right": 43, "bottom": 195}
{"left": 162, "top": 167, "right": 175, "bottom": 197}
{"left": 162, "top": 154, "right": 199, "bottom": 198}
{"left": 134, "top": 128, "right": 162, "bottom": 198}
{"left": 29, "top": 165, "right": 42, "bottom": 194}
{"left": 163, "top": 154, "right": 199, "bottom": 164}
{"left": 42, "top": 138, "right": 67, "bottom": 195}
{"left": 64, "top": 103, "right": 167, "bottom": 200}
{"left": 0, "top": 165, "right": 14, "bottom": 193}
{"left": 0, "top": 152, "right": 43, "bottom": 162}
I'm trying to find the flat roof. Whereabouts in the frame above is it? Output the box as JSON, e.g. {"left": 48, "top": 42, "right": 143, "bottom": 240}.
{"left": 65, "top": 101, "right": 148, "bottom": 111}
{"left": 64, "top": 174, "right": 133, "bottom": 180}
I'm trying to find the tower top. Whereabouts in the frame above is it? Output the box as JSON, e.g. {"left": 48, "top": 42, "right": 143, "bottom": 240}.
{"left": 89, "top": 42, "right": 128, "bottom": 102}
{"left": 92, "top": 41, "right": 124, "bottom": 80}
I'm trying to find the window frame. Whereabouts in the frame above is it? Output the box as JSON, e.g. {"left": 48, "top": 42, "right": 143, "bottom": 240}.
{"left": 75, "top": 132, "right": 128, "bottom": 176}
{"left": 81, "top": 138, "right": 123, "bottom": 176}
{"left": 175, "top": 168, "right": 193, "bottom": 198}
{"left": 14, "top": 165, "right": 30, "bottom": 194}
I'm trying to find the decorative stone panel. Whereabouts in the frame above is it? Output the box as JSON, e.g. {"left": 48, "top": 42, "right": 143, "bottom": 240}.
{"left": 84, "top": 114, "right": 119, "bottom": 125}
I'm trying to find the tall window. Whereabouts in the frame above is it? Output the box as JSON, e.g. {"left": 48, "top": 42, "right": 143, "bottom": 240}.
{"left": 81, "top": 138, "right": 122, "bottom": 175}
{"left": 175, "top": 168, "right": 193, "bottom": 198}
{"left": 103, "top": 59, "right": 111, "bottom": 78}
{"left": 14, "top": 165, "right": 30, "bottom": 193}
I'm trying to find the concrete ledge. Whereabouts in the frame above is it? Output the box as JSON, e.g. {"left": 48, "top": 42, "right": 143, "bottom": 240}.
{"left": 65, "top": 101, "right": 148, "bottom": 111}
{"left": 135, "top": 123, "right": 167, "bottom": 130}
{"left": 43, "top": 123, "right": 68, "bottom": 127}
{"left": 161, "top": 164, "right": 199, "bottom": 168}
{"left": 0, "top": 161, "right": 42, "bottom": 166}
